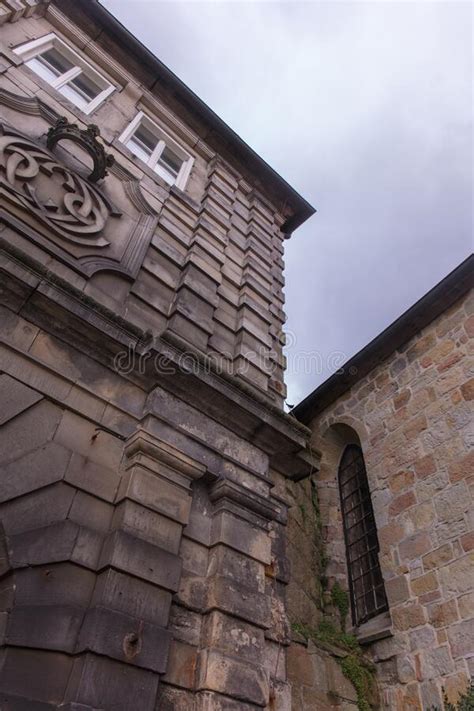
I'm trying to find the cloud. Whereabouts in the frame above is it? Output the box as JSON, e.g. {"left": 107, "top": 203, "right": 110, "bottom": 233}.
{"left": 103, "top": 0, "right": 472, "bottom": 404}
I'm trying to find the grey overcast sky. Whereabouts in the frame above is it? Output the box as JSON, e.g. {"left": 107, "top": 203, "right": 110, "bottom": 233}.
{"left": 103, "top": 0, "right": 473, "bottom": 405}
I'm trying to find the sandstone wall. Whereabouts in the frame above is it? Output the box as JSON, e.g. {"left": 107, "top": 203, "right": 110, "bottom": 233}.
{"left": 288, "top": 290, "right": 473, "bottom": 710}
{"left": 0, "top": 2, "right": 314, "bottom": 708}
{"left": 0, "top": 1, "right": 291, "bottom": 403}
{"left": 0, "top": 301, "right": 309, "bottom": 709}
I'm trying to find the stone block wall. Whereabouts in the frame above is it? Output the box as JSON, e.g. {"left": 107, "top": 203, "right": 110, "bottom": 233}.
{"left": 0, "top": 2, "right": 315, "bottom": 708}
{"left": 0, "top": 0, "right": 296, "bottom": 404}
{"left": 0, "top": 292, "right": 312, "bottom": 708}
{"left": 289, "top": 290, "right": 474, "bottom": 710}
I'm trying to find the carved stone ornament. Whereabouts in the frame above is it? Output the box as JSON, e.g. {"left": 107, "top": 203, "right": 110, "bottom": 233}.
{"left": 46, "top": 117, "right": 114, "bottom": 183}
{"left": 0, "top": 118, "right": 159, "bottom": 279}
{"left": 0, "top": 122, "right": 117, "bottom": 246}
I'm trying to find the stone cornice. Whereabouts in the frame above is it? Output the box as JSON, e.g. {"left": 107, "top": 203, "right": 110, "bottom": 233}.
{"left": 209, "top": 479, "right": 287, "bottom": 525}
{"left": 124, "top": 427, "right": 207, "bottom": 483}
{"left": 0, "top": 239, "right": 313, "bottom": 479}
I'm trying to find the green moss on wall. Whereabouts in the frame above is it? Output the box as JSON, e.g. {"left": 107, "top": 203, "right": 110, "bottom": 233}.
{"left": 290, "top": 479, "right": 377, "bottom": 710}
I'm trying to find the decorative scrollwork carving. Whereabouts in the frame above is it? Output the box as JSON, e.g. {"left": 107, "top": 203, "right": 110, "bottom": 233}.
{"left": 46, "top": 117, "right": 114, "bottom": 183}
{"left": 0, "top": 123, "right": 119, "bottom": 246}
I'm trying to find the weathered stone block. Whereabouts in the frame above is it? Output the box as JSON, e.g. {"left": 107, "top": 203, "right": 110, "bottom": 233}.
{"left": 422, "top": 544, "right": 453, "bottom": 571}
{"left": 420, "top": 679, "right": 443, "bottom": 709}
{"left": 396, "top": 653, "right": 417, "bottom": 683}
{"left": 197, "top": 649, "right": 269, "bottom": 707}
{"left": 169, "top": 604, "right": 202, "bottom": 646}
{"left": 0, "top": 400, "right": 63, "bottom": 467}
{"left": 0, "top": 436, "right": 70, "bottom": 510}
{"left": 207, "top": 545, "right": 265, "bottom": 593}
{"left": 434, "top": 483, "right": 470, "bottom": 523}
{"left": 411, "top": 572, "right": 438, "bottom": 597}
{"left": 116, "top": 466, "right": 192, "bottom": 525}
{"left": 0, "top": 482, "right": 76, "bottom": 535}
{"left": 447, "top": 618, "right": 474, "bottom": 658}
{"left": 156, "top": 685, "right": 196, "bottom": 711}
{"left": 457, "top": 591, "right": 474, "bottom": 619}
{"left": 419, "top": 645, "right": 454, "bottom": 680}
{"left": 92, "top": 569, "right": 172, "bottom": 626}
{"left": 0, "top": 373, "right": 43, "bottom": 426}
{"left": 54, "top": 411, "right": 123, "bottom": 470}
{"left": 210, "top": 512, "right": 271, "bottom": 564}
{"left": 202, "top": 610, "right": 265, "bottom": 663}
{"left": 68, "top": 491, "right": 114, "bottom": 534}
{"left": 196, "top": 690, "right": 260, "bottom": 710}
{"left": 427, "top": 599, "right": 459, "bottom": 628}
{"left": 206, "top": 574, "right": 271, "bottom": 629}
{"left": 385, "top": 574, "right": 410, "bottom": 606}
{"left": 9, "top": 520, "right": 79, "bottom": 568}
{"left": 286, "top": 642, "right": 315, "bottom": 687}
{"left": 392, "top": 603, "right": 426, "bottom": 631}
{"left": 408, "top": 625, "right": 436, "bottom": 651}
{"left": 325, "top": 654, "right": 358, "bottom": 702}
{"left": 71, "top": 526, "right": 104, "bottom": 570}
{"left": 180, "top": 536, "right": 209, "bottom": 577}
{"left": 111, "top": 500, "right": 182, "bottom": 553}
{"left": 99, "top": 530, "right": 182, "bottom": 592}
{"left": 64, "top": 652, "right": 159, "bottom": 710}
{"left": 65, "top": 453, "right": 120, "bottom": 503}
{"left": 6, "top": 604, "right": 85, "bottom": 652}
{"left": 398, "top": 532, "right": 432, "bottom": 562}
{"left": 13, "top": 564, "right": 96, "bottom": 607}
{"left": 439, "top": 553, "right": 474, "bottom": 595}
{"left": 388, "top": 491, "right": 416, "bottom": 517}
{"left": 162, "top": 639, "right": 197, "bottom": 689}
{"left": 0, "top": 648, "right": 73, "bottom": 704}
{"left": 77, "top": 606, "right": 171, "bottom": 672}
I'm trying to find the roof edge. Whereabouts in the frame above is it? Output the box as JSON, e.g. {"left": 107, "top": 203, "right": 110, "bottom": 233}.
{"left": 51, "top": 0, "right": 316, "bottom": 233}
{"left": 293, "top": 254, "right": 474, "bottom": 424}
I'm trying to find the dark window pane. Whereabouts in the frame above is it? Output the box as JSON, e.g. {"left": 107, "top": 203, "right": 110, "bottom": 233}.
{"left": 134, "top": 124, "right": 159, "bottom": 153}
{"left": 157, "top": 146, "right": 182, "bottom": 178}
{"left": 68, "top": 72, "right": 102, "bottom": 100}
{"left": 40, "top": 48, "right": 74, "bottom": 76}
{"left": 338, "top": 445, "right": 388, "bottom": 625}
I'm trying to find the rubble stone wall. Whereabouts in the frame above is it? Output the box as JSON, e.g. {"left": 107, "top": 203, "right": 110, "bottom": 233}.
{"left": 288, "top": 290, "right": 474, "bottom": 710}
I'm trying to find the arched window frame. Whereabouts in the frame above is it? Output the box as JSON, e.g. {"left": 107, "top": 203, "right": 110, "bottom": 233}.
{"left": 338, "top": 444, "right": 388, "bottom": 626}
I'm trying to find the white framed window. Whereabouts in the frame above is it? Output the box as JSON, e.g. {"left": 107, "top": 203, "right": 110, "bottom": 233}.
{"left": 118, "top": 111, "right": 194, "bottom": 190}
{"left": 13, "top": 33, "right": 115, "bottom": 114}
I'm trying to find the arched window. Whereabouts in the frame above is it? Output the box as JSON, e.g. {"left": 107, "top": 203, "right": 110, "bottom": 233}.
{"left": 338, "top": 445, "right": 388, "bottom": 626}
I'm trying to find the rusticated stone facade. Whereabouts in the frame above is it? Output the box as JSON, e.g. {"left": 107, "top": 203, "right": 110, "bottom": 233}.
{"left": 1, "top": 2, "right": 472, "bottom": 710}
{"left": 292, "top": 259, "right": 474, "bottom": 711}
{"left": 0, "top": 1, "right": 317, "bottom": 709}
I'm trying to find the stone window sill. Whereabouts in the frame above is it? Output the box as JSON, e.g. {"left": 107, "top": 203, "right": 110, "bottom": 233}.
{"left": 354, "top": 611, "right": 393, "bottom": 645}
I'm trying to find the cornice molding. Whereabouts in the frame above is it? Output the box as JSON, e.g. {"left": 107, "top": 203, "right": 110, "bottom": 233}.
{"left": 0, "top": 242, "right": 313, "bottom": 479}
{"left": 209, "top": 478, "right": 287, "bottom": 525}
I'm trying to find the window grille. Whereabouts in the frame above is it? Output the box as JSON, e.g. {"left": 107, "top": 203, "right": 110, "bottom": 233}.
{"left": 338, "top": 445, "right": 388, "bottom": 625}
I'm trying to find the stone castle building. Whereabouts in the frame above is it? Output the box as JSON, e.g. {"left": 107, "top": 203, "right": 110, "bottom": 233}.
{"left": 0, "top": 2, "right": 472, "bottom": 710}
